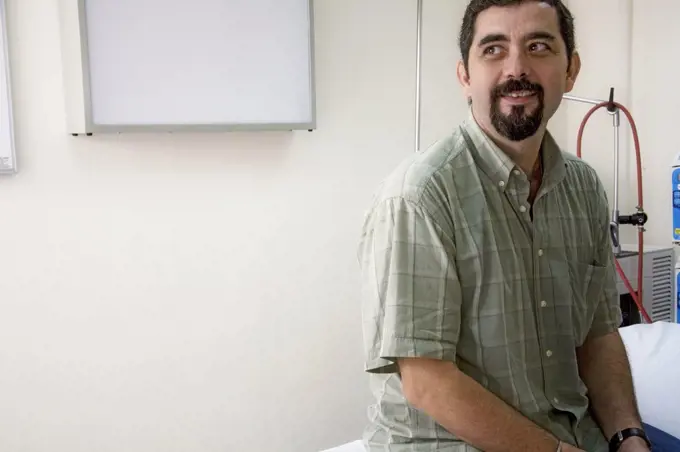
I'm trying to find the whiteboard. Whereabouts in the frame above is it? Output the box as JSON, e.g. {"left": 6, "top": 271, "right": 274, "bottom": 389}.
{"left": 0, "top": 0, "right": 16, "bottom": 173}
{"left": 73, "top": 0, "right": 315, "bottom": 132}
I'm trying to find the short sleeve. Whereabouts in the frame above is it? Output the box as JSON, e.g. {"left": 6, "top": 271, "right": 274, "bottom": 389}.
{"left": 585, "top": 176, "right": 623, "bottom": 342}
{"left": 585, "top": 252, "right": 622, "bottom": 341}
{"left": 358, "top": 197, "right": 462, "bottom": 374}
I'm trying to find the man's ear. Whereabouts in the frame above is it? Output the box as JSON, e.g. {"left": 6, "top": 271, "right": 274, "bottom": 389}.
{"left": 456, "top": 60, "right": 472, "bottom": 99}
{"left": 565, "top": 51, "right": 581, "bottom": 93}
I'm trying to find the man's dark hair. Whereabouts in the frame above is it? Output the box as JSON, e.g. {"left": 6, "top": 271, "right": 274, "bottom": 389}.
{"left": 458, "top": 0, "right": 576, "bottom": 74}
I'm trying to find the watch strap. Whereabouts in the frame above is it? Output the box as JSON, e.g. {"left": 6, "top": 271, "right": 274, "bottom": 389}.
{"left": 608, "top": 427, "right": 652, "bottom": 452}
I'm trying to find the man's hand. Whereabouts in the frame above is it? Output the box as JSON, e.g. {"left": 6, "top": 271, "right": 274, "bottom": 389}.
{"left": 619, "top": 436, "right": 652, "bottom": 452}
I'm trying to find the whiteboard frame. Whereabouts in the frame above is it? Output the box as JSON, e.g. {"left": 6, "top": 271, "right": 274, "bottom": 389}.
{"left": 0, "top": 0, "right": 16, "bottom": 173}
{"left": 73, "top": 0, "right": 316, "bottom": 134}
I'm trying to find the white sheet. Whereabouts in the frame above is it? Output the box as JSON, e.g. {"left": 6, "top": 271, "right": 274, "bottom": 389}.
{"left": 619, "top": 321, "right": 680, "bottom": 439}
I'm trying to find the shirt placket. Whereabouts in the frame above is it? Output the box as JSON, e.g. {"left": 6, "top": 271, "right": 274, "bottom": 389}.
{"left": 531, "top": 187, "right": 562, "bottom": 409}
{"left": 509, "top": 172, "right": 560, "bottom": 408}
{"left": 507, "top": 170, "right": 532, "bottom": 237}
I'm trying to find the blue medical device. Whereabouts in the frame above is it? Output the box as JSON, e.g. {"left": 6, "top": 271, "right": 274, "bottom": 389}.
{"left": 673, "top": 161, "right": 680, "bottom": 242}
{"left": 676, "top": 264, "right": 680, "bottom": 323}
{"left": 674, "top": 155, "right": 680, "bottom": 322}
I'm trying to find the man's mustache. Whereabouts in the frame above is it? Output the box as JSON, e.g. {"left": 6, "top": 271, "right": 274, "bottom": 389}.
{"left": 492, "top": 79, "right": 544, "bottom": 99}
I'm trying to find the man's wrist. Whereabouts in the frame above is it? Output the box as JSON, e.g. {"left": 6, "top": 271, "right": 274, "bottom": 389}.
{"left": 609, "top": 428, "right": 652, "bottom": 452}
{"left": 619, "top": 436, "right": 651, "bottom": 451}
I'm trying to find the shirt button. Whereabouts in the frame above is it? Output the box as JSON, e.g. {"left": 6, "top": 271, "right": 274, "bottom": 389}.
{"left": 519, "top": 205, "right": 527, "bottom": 213}
{"left": 498, "top": 181, "right": 505, "bottom": 188}
{"left": 541, "top": 300, "right": 547, "bottom": 308}
{"left": 546, "top": 350, "right": 553, "bottom": 358}
{"left": 513, "top": 170, "right": 521, "bottom": 176}
{"left": 537, "top": 249, "right": 544, "bottom": 257}
{"left": 553, "top": 397, "right": 560, "bottom": 404}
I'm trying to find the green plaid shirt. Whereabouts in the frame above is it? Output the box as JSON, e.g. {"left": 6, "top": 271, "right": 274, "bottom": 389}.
{"left": 358, "top": 110, "right": 622, "bottom": 451}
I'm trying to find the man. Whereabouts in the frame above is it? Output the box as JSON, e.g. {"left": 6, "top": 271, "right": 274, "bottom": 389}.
{"left": 357, "top": 1, "right": 654, "bottom": 451}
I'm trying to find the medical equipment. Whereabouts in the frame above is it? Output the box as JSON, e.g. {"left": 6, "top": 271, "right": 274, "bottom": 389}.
{"left": 616, "top": 246, "right": 676, "bottom": 324}
{"left": 672, "top": 154, "right": 680, "bottom": 242}
{"left": 564, "top": 89, "right": 676, "bottom": 324}
{"left": 674, "top": 151, "right": 680, "bottom": 322}
{"left": 672, "top": 155, "right": 680, "bottom": 323}
{"left": 676, "top": 258, "right": 680, "bottom": 324}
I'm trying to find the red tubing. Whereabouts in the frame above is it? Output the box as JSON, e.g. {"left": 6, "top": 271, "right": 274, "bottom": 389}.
{"left": 575, "top": 101, "right": 653, "bottom": 324}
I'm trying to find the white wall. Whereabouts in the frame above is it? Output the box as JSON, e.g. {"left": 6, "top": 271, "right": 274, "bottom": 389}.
{"left": 1, "top": 1, "right": 418, "bottom": 451}
{"left": 562, "top": 0, "right": 637, "bottom": 246}
{"left": 563, "top": 0, "right": 669, "bottom": 249}
{"left": 629, "top": 0, "right": 677, "bottom": 246}
{"left": 0, "top": 1, "right": 673, "bottom": 452}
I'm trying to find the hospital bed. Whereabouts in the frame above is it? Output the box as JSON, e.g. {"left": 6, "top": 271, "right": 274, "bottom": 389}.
{"left": 320, "top": 321, "right": 680, "bottom": 452}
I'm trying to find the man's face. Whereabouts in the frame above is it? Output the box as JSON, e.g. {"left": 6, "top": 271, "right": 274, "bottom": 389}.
{"left": 457, "top": 2, "right": 580, "bottom": 142}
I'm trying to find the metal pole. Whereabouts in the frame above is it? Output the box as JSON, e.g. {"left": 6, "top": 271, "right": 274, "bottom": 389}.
{"left": 415, "top": 0, "right": 423, "bottom": 152}
{"left": 562, "top": 94, "right": 606, "bottom": 106}
{"left": 613, "top": 111, "right": 621, "bottom": 255}
{"left": 562, "top": 92, "right": 621, "bottom": 253}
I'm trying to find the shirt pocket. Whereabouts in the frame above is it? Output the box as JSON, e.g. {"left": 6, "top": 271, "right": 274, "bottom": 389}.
{"left": 569, "top": 261, "right": 608, "bottom": 346}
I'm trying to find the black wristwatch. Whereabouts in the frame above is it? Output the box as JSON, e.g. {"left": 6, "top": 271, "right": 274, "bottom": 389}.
{"left": 608, "top": 427, "right": 652, "bottom": 451}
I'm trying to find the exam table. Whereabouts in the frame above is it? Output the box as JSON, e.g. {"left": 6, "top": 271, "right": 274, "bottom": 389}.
{"left": 321, "top": 321, "right": 680, "bottom": 452}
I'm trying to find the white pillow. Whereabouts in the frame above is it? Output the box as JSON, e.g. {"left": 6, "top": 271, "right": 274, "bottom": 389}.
{"left": 619, "top": 322, "right": 680, "bottom": 439}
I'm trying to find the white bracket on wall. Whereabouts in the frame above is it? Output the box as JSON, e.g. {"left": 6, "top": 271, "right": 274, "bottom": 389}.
{"left": 414, "top": 0, "right": 423, "bottom": 153}
{"left": 0, "top": 0, "right": 16, "bottom": 174}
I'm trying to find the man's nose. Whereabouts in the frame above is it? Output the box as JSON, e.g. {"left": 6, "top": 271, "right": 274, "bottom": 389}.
{"left": 503, "top": 49, "right": 531, "bottom": 79}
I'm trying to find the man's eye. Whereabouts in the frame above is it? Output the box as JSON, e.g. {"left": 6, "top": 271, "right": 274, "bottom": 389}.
{"left": 529, "top": 42, "right": 550, "bottom": 52}
{"left": 484, "top": 45, "right": 502, "bottom": 55}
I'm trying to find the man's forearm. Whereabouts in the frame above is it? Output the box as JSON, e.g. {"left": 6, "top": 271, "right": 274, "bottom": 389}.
{"left": 576, "top": 330, "right": 643, "bottom": 439}
{"left": 399, "top": 358, "right": 567, "bottom": 452}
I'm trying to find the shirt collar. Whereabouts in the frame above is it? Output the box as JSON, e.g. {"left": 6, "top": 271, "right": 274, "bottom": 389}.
{"left": 460, "top": 108, "right": 566, "bottom": 191}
